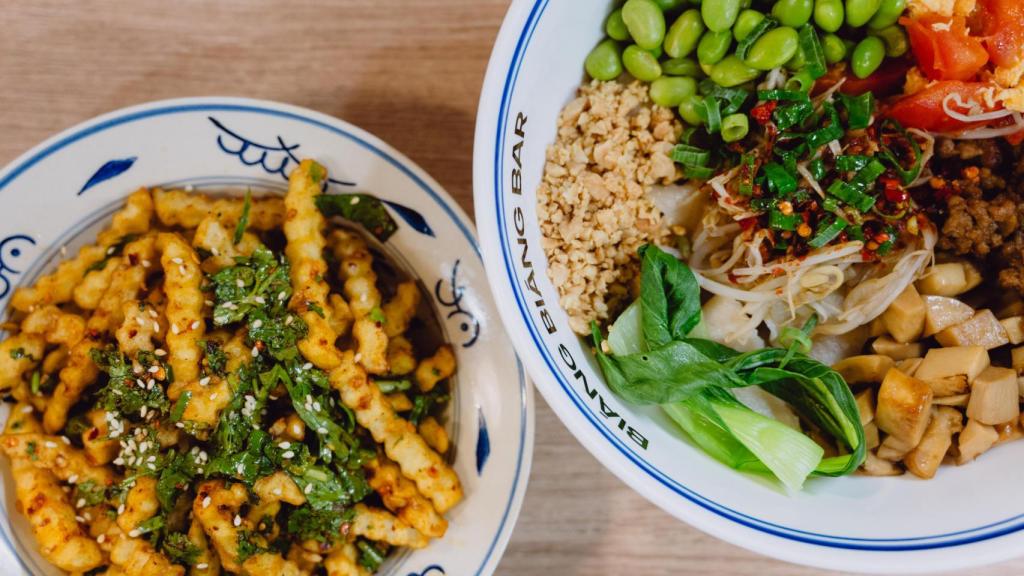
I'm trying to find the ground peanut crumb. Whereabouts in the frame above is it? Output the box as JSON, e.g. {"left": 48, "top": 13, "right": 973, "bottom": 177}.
{"left": 537, "top": 80, "right": 681, "bottom": 334}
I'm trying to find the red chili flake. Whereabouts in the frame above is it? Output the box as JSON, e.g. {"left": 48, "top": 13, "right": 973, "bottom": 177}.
{"left": 861, "top": 248, "right": 878, "bottom": 261}
{"left": 751, "top": 101, "right": 778, "bottom": 125}
{"left": 874, "top": 233, "right": 890, "bottom": 244}
{"left": 880, "top": 177, "right": 906, "bottom": 203}
{"left": 738, "top": 217, "right": 758, "bottom": 231}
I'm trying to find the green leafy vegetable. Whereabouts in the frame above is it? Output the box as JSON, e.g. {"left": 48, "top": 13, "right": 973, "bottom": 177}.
{"left": 357, "top": 540, "right": 387, "bottom": 571}
{"left": 91, "top": 348, "right": 169, "bottom": 418}
{"left": 287, "top": 506, "right": 354, "bottom": 542}
{"left": 162, "top": 532, "right": 201, "bottom": 566}
{"left": 594, "top": 245, "right": 866, "bottom": 489}
{"left": 315, "top": 194, "right": 399, "bottom": 242}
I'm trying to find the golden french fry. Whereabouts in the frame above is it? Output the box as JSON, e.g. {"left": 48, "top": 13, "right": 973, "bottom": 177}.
{"left": 0, "top": 334, "right": 45, "bottom": 393}
{"left": 415, "top": 345, "right": 456, "bottom": 393}
{"left": 153, "top": 188, "right": 284, "bottom": 231}
{"left": 116, "top": 476, "right": 159, "bottom": 534}
{"left": 0, "top": 432, "right": 115, "bottom": 486}
{"left": 158, "top": 233, "right": 206, "bottom": 393}
{"left": 367, "top": 455, "right": 448, "bottom": 539}
{"left": 324, "top": 541, "right": 369, "bottom": 576}
{"left": 383, "top": 281, "right": 421, "bottom": 338}
{"left": 109, "top": 532, "right": 185, "bottom": 576}
{"left": 329, "top": 351, "right": 462, "bottom": 513}
{"left": 284, "top": 160, "right": 342, "bottom": 370}
{"left": 350, "top": 503, "right": 427, "bottom": 549}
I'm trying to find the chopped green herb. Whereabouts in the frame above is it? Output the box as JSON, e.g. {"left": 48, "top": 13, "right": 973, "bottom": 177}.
{"left": 375, "top": 379, "right": 412, "bottom": 394}
{"left": 807, "top": 216, "right": 848, "bottom": 248}
{"left": 368, "top": 307, "right": 387, "bottom": 325}
{"left": 357, "top": 540, "right": 387, "bottom": 572}
{"left": 234, "top": 189, "right": 253, "bottom": 244}
{"left": 162, "top": 532, "right": 201, "bottom": 566}
{"left": 315, "top": 194, "right": 399, "bottom": 242}
{"left": 73, "top": 480, "right": 108, "bottom": 507}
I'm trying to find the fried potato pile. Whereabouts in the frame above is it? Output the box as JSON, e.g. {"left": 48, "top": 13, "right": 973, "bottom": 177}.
{"left": 0, "top": 162, "right": 461, "bottom": 575}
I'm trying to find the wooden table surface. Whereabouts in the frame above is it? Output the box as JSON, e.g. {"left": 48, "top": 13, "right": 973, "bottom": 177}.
{"left": 1, "top": 2, "right": 1021, "bottom": 575}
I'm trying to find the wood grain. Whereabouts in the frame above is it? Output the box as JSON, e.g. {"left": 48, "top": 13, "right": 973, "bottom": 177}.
{"left": 0, "top": 2, "right": 1021, "bottom": 574}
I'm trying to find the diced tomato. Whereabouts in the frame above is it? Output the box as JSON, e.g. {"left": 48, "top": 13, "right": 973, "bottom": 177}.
{"left": 901, "top": 16, "right": 989, "bottom": 81}
{"left": 1006, "top": 129, "right": 1024, "bottom": 146}
{"left": 813, "top": 59, "right": 912, "bottom": 98}
{"left": 976, "top": 0, "right": 1024, "bottom": 68}
{"left": 884, "top": 81, "right": 997, "bottom": 132}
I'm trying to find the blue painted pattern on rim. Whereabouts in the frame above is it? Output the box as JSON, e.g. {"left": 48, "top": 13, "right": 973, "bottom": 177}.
{"left": 407, "top": 565, "right": 445, "bottom": 576}
{"left": 77, "top": 157, "right": 137, "bottom": 195}
{"left": 0, "top": 100, "right": 527, "bottom": 576}
{"left": 434, "top": 259, "right": 481, "bottom": 349}
{"left": 476, "top": 406, "right": 491, "bottom": 475}
{"left": 0, "top": 235, "right": 37, "bottom": 301}
{"left": 491, "top": 0, "right": 1024, "bottom": 551}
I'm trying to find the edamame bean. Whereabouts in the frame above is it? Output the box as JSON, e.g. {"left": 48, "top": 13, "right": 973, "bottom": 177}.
{"left": 585, "top": 39, "right": 624, "bottom": 81}
{"left": 822, "top": 33, "right": 847, "bottom": 63}
{"left": 871, "top": 25, "right": 908, "bottom": 57}
{"left": 623, "top": 0, "right": 667, "bottom": 50}
{"left": 678, "top": 94, "right": 706, "bottom": 125}
{"left": 851, "top": 36, "right": 885, "bottom": 78}
{"left": 721, "top": 113, "right": 750, "bottom": 142}
{"left": 733, "top": 9, "right": 765, "bottom": 41}
{"left": 653, "top": 0, "right": 687, "bottom": 9}
{"left": 664, "top": 9, "right": 705, "bottom": 58}
{"left": 710, "top": 55, "right": 761, "bottom": 86}
{"left": 702, "top": 0, "right": 741, "bottom": 32}
{"left": 623, "top": 44, "right": 663, "bottom": 81}
{"left": 813, "top": 0, "right": 844, "bottom": 33}
{"left": 845, "top": 0, "right": 881, "bottom": 27}
{"left": 650, "top": 76, "right": 699, "bottom": 107}
{"left": 606, "top": 9, "right": 631, "bottom": 41}
{"left": 868, "top": 0, "right": 906, "bottom": 29}
{"left": 745, "top": 26, "right": 800, "bottom": 70}
{"left": 698, "top": 30, "right": 733, "bottom": 65}
{"left": 772, "top": 0, "right": 814, "bottom": 28}
{"left": 662, "top": 57, "right": 704, "bottom": 76}
{"left": 785, "top": 45, "right": 807, "bottom": 70}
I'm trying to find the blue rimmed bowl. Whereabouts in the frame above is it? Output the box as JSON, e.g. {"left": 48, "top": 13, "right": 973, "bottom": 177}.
{"left": 0, "top": 97, "right": 533, "bottom": 576}
{"left": 473, "top": 2, "right": 1024, "bottom": 573}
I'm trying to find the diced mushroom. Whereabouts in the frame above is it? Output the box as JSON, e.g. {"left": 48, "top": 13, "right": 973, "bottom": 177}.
{"left": 966, "top": 366, "right": 1020, "bottom": 425}
{"left": 922, "top": 295, "right": 975, "bottom": 337}
{"left": 875, "top": 368, "right": 933, "bottom": 447}
{"left": 832, "top": 355, "right": 895, "bottom": 385}
{"left": 1000, "top": 316, "right": 1024, "bottom": 345}
{"left": 904, "top": 407, "right": 963, "bottom": 479}
{"left": 896, "top": 357, "right": 923, "bottom": 376}
{"left": 877, "top": 434, "right": 915, "bottom": 461}
{"left": 916, "top": 263, "right": 972, "bottom": 296}
{"left": 869, "top": 316, "right": 888, "bottom": 337}
{"left": 871, "top": 337, "right": 925, "bottom": 360}
{"left": 883, "top": 285, "right": 926, "bottom": 343}
{"left": 864, "top": 422, "right": 880, "bottom": 450}
{"left": 934, "top": 310, "right": 1010, "bottom": 350}
{"left": 958, "top": 419, "right": 999, "bottom": 464}
{"left": 855, "top": 388, "right": 875, "bottom": 426}
{"left": 914, "top": 346, "right": 989, "bottom": 396}
{"left": 994, "top": 418, "right": 1023, "bottom": 444}
{"left": 933, "top": 394, "right": 970, "bottom": 407}
{"left": 862, "top": 451, "right": 903, "bottom": 476}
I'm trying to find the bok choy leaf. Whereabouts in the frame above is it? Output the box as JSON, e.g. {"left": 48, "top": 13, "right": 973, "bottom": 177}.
{"left": 593, "top": 244, "right": 866, "bottom": 489}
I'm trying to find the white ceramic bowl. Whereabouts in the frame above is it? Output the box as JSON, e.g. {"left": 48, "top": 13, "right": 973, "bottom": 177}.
{"left": 473, "top": 2, "right": 1024, "bottom": 573}
{"left": 0, "top": 97, "right": 532, "bottom": 576}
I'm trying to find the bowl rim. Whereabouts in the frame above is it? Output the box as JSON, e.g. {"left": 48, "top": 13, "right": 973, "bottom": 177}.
{"left": 473, "top": 1, "right": 1024, "bottom": 572}
{"left": 0, "top": 95, "right": 535, "bottom": 576}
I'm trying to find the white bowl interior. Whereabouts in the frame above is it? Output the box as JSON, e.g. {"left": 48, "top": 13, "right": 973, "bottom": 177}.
{"left": 475, "top": 1, "right": 1024, "bottom": 572}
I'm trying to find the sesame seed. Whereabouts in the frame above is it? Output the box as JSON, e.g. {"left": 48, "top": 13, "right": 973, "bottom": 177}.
{"left": 317, "top": 427, "right": 327, "bottom": 435}
{"left": 171, "top": 324, "right": 180, "bottom": 335}
{"left": 278, "top": 291, "right": 287, "bottom": 301}
{"left": 272, "top": 488, "right": 282, "bottom": 496}
{"left": 191, "top": 320, "right": 200, "bottom": 330}
{"left": 118, "top": 504, "right": 125, "bottom": 514}
{"left": 205, "top": 300, "right": 214, "bottom": 307}
{"left": 278, "top": 441, "right": 291, "bottom": 449}
{"left": 199, "top": 376, "right": 211, "bottom": 386}
{"left": 20, "top": 406, "right": 32, "bottom": 414}
{"left": 312, "top": 401, "right": 321, "bottom": 411}
{"left": 171, "top": 257, "right": 183, "bottom": 265}
{"left": 113, "top": 457, "right": 124, "bottom": 465}
{"left": 304, "top": 483, "right": 313, "bottom": 494}
{"left": 202, "top": 496, "right": 212, "bottom": 508}
{"left": 236, "top": 279, "right": 245, "bottom": 288}
{"left": 210, "top": 393, "right": 218, "bottom": 401}
{"left": 233, "top": 515, "right": 242, "bottom": 527}
{"left": 107, "top": 246, "right": 116, "bottom": 255}
{"left": 67, "top": 474, "right": 79, "bottom": 484}
{"left": 154, "top": 349, "right": 167, "bottom": 357}
{"left": 44, "top": 441, "right": 57, "bottom": 449}
{"left": 254, "top": 296, "right": 266, "bottom": 305}
{"left": 285, "top": 315, "right": 294, "bottom": 325}
{"left": 128, "top": 529, "right": 140, "bottom": 538}
{"left": 251, "top": 346, "right": 259, "bottom": 357}
{"left": 148, "top": 309, "right": 158, "bottom": 319}
{"left": 282, "top": 451, "right": 295, "bottom": 459}
{"left": 60, "top": 245, "right": 67, "bottom": 256}
{"left": 136, "top": 317, "right": 146, "bottom": 327}
{"left": 142, "top": 259, "right": 151, "bottom": 268}
{"left": 354, "top": 353, "right": 362, "bottom": 364}
{"left": 134, "top": 365, "right": 144, "bottom": 375}
{"left": 350, "top": 196, "right": 360, "bottom": 205}
{"left": 76, "top": 498, "right": 86, "bottom": 508}
{"left": 140, "top": 406, "right": 148, "bottom": 418}
{"left": 97, "top": 534, "right": 106, "bottom": 543}
{"left": 76, "top": 515, "right": 86, "bottom": 523}
{"left": 61, "top": 436, "right": 71, "bottom": 445}
{"left": 303, "top": 362, "right": 313, "bottom": 371}
{"left": 252, "top": 319, "right": 263, "bottom": 329}
{"left": 175, "top": 422, "right": 185, "bottom": 428}
{"left": 153, "top": 321, "right": 161, "bottom": 332}
{"left": 147, "top": 463, "right": 156, "bottom": 471}
{"left": 179, "top": 265, "right": 187, "bottom": 276}
{"left": 148, "top": 365, "right": 160, "bottom": 374}
{"left": 197, "top": 563, "right": 208, "bottom": 570}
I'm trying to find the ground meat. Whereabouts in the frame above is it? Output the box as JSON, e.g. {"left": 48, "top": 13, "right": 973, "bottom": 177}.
{"left": 940, "top": 194, "right": 1018, "bottom": 255}
{"left": 537, "top": 80, "right": 681, "bottom": 334}
{"left": 937, "top": 140, "right": 1024, "bottom": 292}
